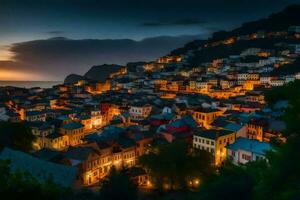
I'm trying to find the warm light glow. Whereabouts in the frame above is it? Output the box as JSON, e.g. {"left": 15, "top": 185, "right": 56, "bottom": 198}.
{"left": 0, "top": 69, "right": 43, "bottom": 81}
{"left": 147, "top": 180, "right": 152, "bottom": 186}
{"left": 0, "top": 46, "right": 14, "bottom": 61}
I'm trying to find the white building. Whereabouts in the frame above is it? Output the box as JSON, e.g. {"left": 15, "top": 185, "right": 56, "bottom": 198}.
{"left": 240, "top": 48, "right": 261, "bottom": 57}
{"left": 270, "top": 79, "right": 285, "bottom": 87}
{"left": 260, "top": 76, "right": 271, "bottom": 84}
{"left": 162, "top": 106, "right": 172, "bottom": 114}
{"left": 237, "top": 73, "right": 248, "bottom": 81}
{"left": 227, "top": 137, "right": 271, "bottom": 165}
{"left": 129, "top": 103, "right": 152, "bottom": 121}
{"left": 285, "top": 76, "right": 296, "bottom": 83}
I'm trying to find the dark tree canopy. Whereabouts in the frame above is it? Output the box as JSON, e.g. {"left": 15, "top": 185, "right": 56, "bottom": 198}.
{"left": 0, "top": 160, "right": 70, "bottom": 200}
{"left": 99, "top": 166, "right": 138, "bottom": 200}
{"left": 192, "top": 81, "right": 300, "bottom": 200}
{"left": 0, "top": 121, "right": 36, "bottom": 152}
{"left": 139, "top": 141, "right": 215, "bottom": 191}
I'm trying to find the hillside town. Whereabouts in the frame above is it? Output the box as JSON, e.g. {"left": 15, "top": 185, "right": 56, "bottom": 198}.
{"left": 1, "top": 24, "right": 299, "bottom": 190}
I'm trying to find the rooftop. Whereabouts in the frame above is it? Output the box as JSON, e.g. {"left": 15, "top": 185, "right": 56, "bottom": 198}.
{"left": 194, "top": 129, "right": 234, "bottom": 140}
{"left": 62, "top": 122, "right": 84, "bottom": 130}
{"left": 227, "top": 137, "right": 272, "bottom": 155}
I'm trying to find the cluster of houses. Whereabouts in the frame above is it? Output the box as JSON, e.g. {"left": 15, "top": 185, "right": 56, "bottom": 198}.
{"left": 0, "top": 26, "right": 299, "bottom": 189}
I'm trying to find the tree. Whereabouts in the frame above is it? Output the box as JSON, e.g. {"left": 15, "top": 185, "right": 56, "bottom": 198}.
{"left": 254, "top": 127, "right": 300, "bottom": 200}
{"left": 99, "top": 166, "right": 138, "bottom": 200}
{"left": 192, "top": 81, "right": 300, "bottom": 200}
{"left": 0, "top": 121, "right": 36, "bottom": 152}
{"left": 139, "top": 141, "right": 215, "bottom": 191}
{"left": 0, "top": 160, "right": 70, "bottom": 200}
{"left": 192, "top": 162, "right": 254, "bottom": 200}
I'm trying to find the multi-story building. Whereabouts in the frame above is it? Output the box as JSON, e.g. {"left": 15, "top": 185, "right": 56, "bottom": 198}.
{"left": 246, "top": 118, "right": 267, "bottom": 141}
{"left": 193, "top": 129, "right": 236, "bottom": 166}
{"left": 24, "top": 111, "right": 47, "bottom": 122}
{"left": 270, "top": 79, "right": 285, "bottom": 87}
{"left": 156, "top": 55, "right": 182, "bottom": 63}
{"left": 227, "top": 137, "right": 271, "bottom": 165}
{"left": 192, "top": 108, "right": 223, "bottom": 129}
{"left": 60, "top": 122, "right": 85, "bottom": 146}
{"left": 64, "top": 140, "right": 137, "bottom": 186}
{"left": 91, "top": 110, "right": 103, "bottom": 129}
{"left": 129, "top": 103, "right": 152, "bottom": 121}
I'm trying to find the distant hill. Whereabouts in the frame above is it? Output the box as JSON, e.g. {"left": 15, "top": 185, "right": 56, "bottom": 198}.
{"left": 228, "top": 5, "right": 300, "bottom": 38}
{"left": 64, "top": 74, "right": 84, "bottom": 84}
{"left": 170, "top": 5, "right": 300, "bottom": 56}
{"left": 63, "top": 5, "right": 300, "bottom": 83}
{"left": 84, "top": 64, "right": 123, "bottom": 82}
{"left": 64, "top": 64, "right": 124, "bottom": 84}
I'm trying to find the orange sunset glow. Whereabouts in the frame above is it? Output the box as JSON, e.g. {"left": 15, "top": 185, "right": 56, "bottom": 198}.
{"left": 0, "top": 46, "right": 14, "bottom": 61}
{"left": 0, "top": 69, "right": 43, "bottom": 81}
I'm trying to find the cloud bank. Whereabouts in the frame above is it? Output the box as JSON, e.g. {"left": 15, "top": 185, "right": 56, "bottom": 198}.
{"left": 1, "top": 35, "right": 201, "bottom": 81}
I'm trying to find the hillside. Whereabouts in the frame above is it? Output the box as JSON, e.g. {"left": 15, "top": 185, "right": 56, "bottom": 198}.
{"left": 170, "top": 5, "right": 300, "bottom": 57}
{"left": 64, "top": 74, "right": 85, "bottom": 84}
{"left": 64, "top": 64, "right": 123, "bottom": 84}
{"left": 84, "top": 64, "right": 123, "bottom": 82}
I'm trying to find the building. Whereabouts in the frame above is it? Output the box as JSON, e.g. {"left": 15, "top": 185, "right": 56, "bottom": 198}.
{"left": 227, "top": 137, "right": 271, "bottom": 165}
{"left": 77, "top": 115, "right": 92, "bottom": 130}
{"left": 193, "top": 129, "right": 236, "bottom": 166}
{"left": 156, "top": 55, "right": 182, "bottom": 63}
{"left": 270, "top": 79, "right": 285, "bottom": 87}
{"left": 63, "top": 145, "right": 104, "bottom": 185}
{"left": 62, "top": 139, "right": 136, "bottom": 186}
{"left": 91, "top": 110, "right": 103, "bottom": 129}
{"left": 85, "top": 80, "right": 111, "bottom": 94}
{"left": 192, "top": 108, "right": 223, "bottom": 129}
{"left": 60, "top": 122, "right": 85, "bottom": 146}
{"left": 129, "top": 103, "right": 152, "bottom": 121}
{"left": 24, "top": 111, "right": 47, "bottom": 122}
{"left": 246, "top": 118, "right": 268, "bottom": 142}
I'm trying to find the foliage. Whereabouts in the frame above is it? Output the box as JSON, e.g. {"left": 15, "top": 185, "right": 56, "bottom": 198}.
{"left": 189, "top": 159, "right": 268, "bottom": 200}
{"left": 188, "top": 38, "right": 296, "bottom": 66}
{"left": 254, "top": 136, "right": 300, "bottom": 200}
{"left": 265, "top": 80, "right": 300, "bottom": 104}
{"left": 265, "top": 80, "right": 300, "bottom": 136}
{"left": 0, "top": 121, "right": 36, "bottom": 152}
{"left": 99, "top": 166, "right": 138, "bottom": 200}
{"left": 271, "top": 57, "right": 300, "bottom": 76}
{"left": 139, "top": 141, "right": 215, "bottom": 191}
{"left": 0, "top": 160, "right": 70, "bottom": 200}
{"left": 170, "top": 5, "right": 300, "bottom": 58}
{"left": 191, "top": 81, "right": 300, "bottom": 200}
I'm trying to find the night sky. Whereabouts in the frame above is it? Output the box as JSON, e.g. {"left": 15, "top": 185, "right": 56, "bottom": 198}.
{"left": 0, "top": 0, "right": 299, "bottom": 81}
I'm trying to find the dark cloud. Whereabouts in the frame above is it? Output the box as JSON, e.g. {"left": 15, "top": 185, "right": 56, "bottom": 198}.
{"left": 141, "top": 18, "right": 206, "bottom": 27}
{"left": 1, "top": 0, "right": 299, "bottom": 80}
{"left": 6, "top": 35, "right": 202, "bottom": 80}
{"left": 1, "top": 0, "right": 299, "bottom": 40}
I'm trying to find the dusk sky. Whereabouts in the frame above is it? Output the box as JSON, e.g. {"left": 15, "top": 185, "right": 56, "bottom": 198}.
{"left": 1, "top": 0, "right": 300, "bottom": 81}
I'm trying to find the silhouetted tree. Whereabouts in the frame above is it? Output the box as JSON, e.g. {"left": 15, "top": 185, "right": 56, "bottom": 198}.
{"left": 0, "top": 160, "right": 70, "bottom": 200}
{"left": 0, "top": 121, "right": 36, "bottom": 152}
{"left": 99, "top": 166, "right": 138, "bottom": 200}
{"left": 139, "top": 141, "right": 214, "bottom": 191}
{"left": 191, "top": 80, "right": 300, "bottom": 200}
